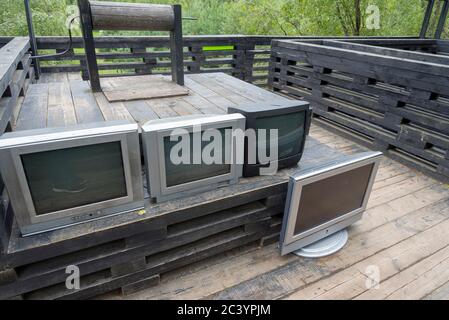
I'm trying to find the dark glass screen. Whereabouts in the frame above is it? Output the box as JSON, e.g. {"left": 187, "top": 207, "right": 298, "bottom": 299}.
{"left": 164, "top": 128, "right": 231, "bottom": 187}
{"left": 294, "top": 164, "right": 374, "bottom": 236}
{"left": 21, "top": 142, "right": 127, "bottom": 216}
{"left": 255, "top": 111, "right": 306, "bottom": 162}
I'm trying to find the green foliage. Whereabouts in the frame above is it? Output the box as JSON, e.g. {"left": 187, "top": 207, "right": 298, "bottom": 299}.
{"left": 0, "top": 0, "right": 445, "bottom": 37}
{"left": 0, "top": 0, "right": 70, "bottom": 36}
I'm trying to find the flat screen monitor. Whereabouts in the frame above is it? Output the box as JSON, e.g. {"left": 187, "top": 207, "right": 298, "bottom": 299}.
{"left": 141, "top": 114, "right": 246, "bottom": 203}
{"left": 228, "top": 100, "right": 312, "bottom": 177}
{"left": 280, "top": 152, "right": 382, "bottom": 256}
{"left": 0, "top": 121, "right": 144, "bottom": 236}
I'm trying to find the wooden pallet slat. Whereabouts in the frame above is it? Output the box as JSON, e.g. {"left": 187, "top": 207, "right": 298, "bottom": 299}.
{"left": 270, "top": 39, "right": 449, "bottom": 181}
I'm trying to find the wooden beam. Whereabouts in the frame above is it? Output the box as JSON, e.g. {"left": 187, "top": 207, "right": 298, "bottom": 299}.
{"left": 77, "top": 0, "right": 101, "bottom": 92}
{"left": 435, "top": 0, "right": 449, "bottom": 39}
{"left": 24, "top": 0, "right": 40, "bottom": 79}
{"left": 170, "top": 4, "right": 184, "bottom": 86}
{"left": 89, "top": 1, "right": 175, "bottom": 31}
{"left": 420, "top": 0, "right": 436, "bottom": 38}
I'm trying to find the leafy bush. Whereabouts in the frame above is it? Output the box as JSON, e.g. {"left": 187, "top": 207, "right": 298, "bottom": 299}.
{"left": 0, "top": 0, "right": 444, "bottom": 38}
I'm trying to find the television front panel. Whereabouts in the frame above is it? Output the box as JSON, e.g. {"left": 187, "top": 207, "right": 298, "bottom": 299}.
{"left": 142, "top": 114, "right": 246, "bottom": 202}
{"left": 0, "top": 121, "right": 144, "bottom": 236}
{"left": 280, "top": 152, "right": 382, "bottom": 256}
{"left": 228, "top": 100, "right": 312, "bottom": 177}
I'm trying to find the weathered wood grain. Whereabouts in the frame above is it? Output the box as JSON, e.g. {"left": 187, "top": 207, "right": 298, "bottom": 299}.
{"left": 89, "top": 1, "right": 175, "bottom": 31}
{"left": 69, "top": 80, "right": 104, "bottom": 123}
{"left": 270, "top": 39, "right": 449, "bottom": 181}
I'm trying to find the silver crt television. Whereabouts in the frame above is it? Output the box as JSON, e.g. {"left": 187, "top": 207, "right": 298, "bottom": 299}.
{"left": 0, "top": 121, "right": 144, "bottom": 236}
{"left": 280, "top": 152, "right": 382, "bottom": 256}
{"left": 142, "top": 114, "right": 246, "bottom": 202}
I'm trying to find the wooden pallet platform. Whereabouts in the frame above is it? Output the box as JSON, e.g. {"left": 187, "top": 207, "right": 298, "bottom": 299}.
{"left": 269, "top": 39, "right": 449, "bottom": 182}
{"left": 0, "top": 137, "right": 351, "bottom": 300}
{"left": 0, "top": 72, "right": 339, "bottom": 300}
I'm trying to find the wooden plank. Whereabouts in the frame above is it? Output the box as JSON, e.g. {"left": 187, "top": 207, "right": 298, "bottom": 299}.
{"left": 47, "top": 82, "right": 77, "bottom": 127}
{"left": 0, "top": 204, "right": 278, "bottom": 298}
{"left": 121, "top": 274, "right": 160, "bottom": 296}
{"left": 216, "top": 72, "right": 291, "bottom": 103}
{"left": 27, "top": 228, "right": 263, "bottom": 300}
{"left": 145, "top": 98, "right": 179, "bottom": 119}
{"left": 284, "top": 207, "right": 449, "bottom": 300}
{"left": 356, "top": 244, "right": 449, "bottom": 300}
{"left": 206, "top": 196, "right": 449, "bottom": 300}
{"left": 69, "top": 80, "right": 104, "bottom": 124}
{"left": 424, "top": 281, "right": 449, "bottom": 300}
{"left": 0, "top": 55, "right": 32, "bottom": 133}
{"left": 94, "top": 92, "right": 134, "bottom": 122}
{"left": 89, "top": 1, "right": 175, "bottom": 31}
{"left": 188, "top": 73, "right": 255, "bottom": 106}
{"left": 182, "top": 89, "right": 225, "bottom": 115}
{"left": 101, "top": 75, "right": 189, "bottom": 102}
{"left": 171, "top": 99, "right": 202, "bottom": 116}
{"left": 122, "top": 100, "right": 159, "bottom": 124}
{"left": 0, "top": 38, "right": 30, "bottom": 95}
{"left": 15, "top": 84, "right": 48, "bottom": 131}
{"left": 184, "top": 77, "right": 235, "bottom": 110}
{"left": 323, "top": 40, "right": 449, "bottom": 65}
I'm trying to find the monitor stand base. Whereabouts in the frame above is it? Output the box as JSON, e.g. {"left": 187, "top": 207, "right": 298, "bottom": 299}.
{"left": 293, "top": 229, "right": 349, "bottom": 258}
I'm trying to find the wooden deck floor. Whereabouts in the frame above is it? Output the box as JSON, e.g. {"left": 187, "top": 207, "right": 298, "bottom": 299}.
{"left": 12, "top": 72, "right": 291, "bottom": 131}
{"left": 18, "top": 72, "right": 449, "bottom": 300}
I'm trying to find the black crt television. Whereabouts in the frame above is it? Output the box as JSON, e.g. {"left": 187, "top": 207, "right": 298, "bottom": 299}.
{"left": 228, "top": 100, "right": 312, "bottom": 177}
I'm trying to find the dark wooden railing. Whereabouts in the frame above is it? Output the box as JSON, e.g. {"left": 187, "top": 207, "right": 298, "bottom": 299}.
{"left": 0, "top": 35, "right": 293, "bottom": 87}
{"left": 0, "top": 37, "right": 34, "bottom": 255}
{"left": 270, "top": 38, "right": 449, "bottom": 181}
{"left": 0, "top": 35, "right": 418, "bottom": 88}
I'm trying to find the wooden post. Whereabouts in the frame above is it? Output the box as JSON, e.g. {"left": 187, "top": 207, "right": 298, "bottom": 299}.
{"left": 232, "top": 44, "right": 247, "bottom": 80}
{"left": 170, "top": 4, "right": 184, "bottom": 86}
{"left": 188, "top": 45, "right": 204, "bottom": 74}
{"left": 420, "top": 0, "right": 435, "bottom": 38}
{"left": 131, "top": 47, "right": 153, "bottom": 75}
{"left": 77, "top": 0, "right": 101, "bottom": 92}
{"left": 435, "top": 0, "right": 449, "bottom": 39}
{"left": 24, "top": 0, "right": 41, "bottom": 79}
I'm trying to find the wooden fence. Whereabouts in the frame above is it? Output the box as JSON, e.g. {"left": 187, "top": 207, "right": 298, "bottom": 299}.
{"left": 0, "top": 37, "right": 34, "bottom": 258}
{"left": 0, "top": 35, "right": 286, "bottom": 87}
{"left": 269, "top": 38, "right": 449, "bottom": 181}
{"left": 0, "top": 35, "right": 416, "bottom": 88}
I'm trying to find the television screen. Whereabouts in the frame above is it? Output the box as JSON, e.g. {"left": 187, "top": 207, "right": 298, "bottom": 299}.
{"left": 255, "top": 111, "right": 306, "bottom": 162}
{"left": 293, "top": 163, "right": 375, "bottom": 236}
{"left": 21, "top": 142, "right": 127, "bottom": 215}
{"left": 163, "top": 128, "right": 231, "bottom": 187}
